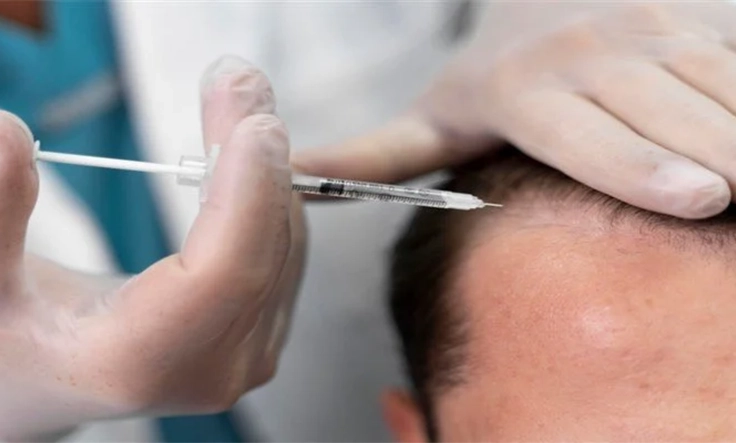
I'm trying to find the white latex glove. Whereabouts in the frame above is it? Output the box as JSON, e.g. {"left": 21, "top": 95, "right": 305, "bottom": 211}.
{"left": 295, "top": 3, "right": 736, "bottom": 219}
{"left": 0, "top": 56, "right": 305, "bottom": 441}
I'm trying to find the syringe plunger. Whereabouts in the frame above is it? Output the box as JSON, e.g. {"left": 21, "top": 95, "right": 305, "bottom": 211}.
{"left": 33, "top": 142, "right": 501, "bottom": 211}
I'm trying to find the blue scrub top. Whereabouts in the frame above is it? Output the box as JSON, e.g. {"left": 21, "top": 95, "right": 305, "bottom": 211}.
{"left": 0, "top": 2, "right": 251, "bottom": 441}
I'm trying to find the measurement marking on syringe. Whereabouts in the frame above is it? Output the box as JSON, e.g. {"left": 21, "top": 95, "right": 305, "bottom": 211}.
{"left": 293, "top": 184, "right": 448, "bottom": 208}
{"left": 35, "top": 146, "right": 499, "bottom": 211}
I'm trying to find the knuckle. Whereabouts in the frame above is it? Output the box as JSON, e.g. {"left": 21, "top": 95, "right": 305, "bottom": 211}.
{"left": 598, "top": 4, "right": 681, "bottom": 37}
{"left": 486, "top": 56, "right": 525, "bottom": 93}
{"left": 554, "top": 22, "right": 603, "bottom": 53}
{"left": 579, "top": 59, "right": 676, "bottom": 104}
{"left": 575, "top": 57, "right": 634, "bottom": 97}
{"left": 490, "top": 24, "right": 604, "bottom": 90}
{"left": 626, "top": 3, "right": 676, "bottom": 26}
{"left": 664, "top": 40, "right": 725, "bottom": 73}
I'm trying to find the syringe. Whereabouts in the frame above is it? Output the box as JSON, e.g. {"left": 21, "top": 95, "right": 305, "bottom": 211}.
{"left": 33, "top": 143, "right": 501, "bottom": 211}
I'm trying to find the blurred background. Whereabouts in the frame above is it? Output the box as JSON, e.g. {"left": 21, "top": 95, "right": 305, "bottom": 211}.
{"left": 0, "top": 1, "right": 479, "bottom": 441}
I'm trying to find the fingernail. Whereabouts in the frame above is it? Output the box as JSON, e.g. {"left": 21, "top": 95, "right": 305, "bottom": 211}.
{"left": 0, "top": 110, "right": 34, "bottom": 146}
{"left": 200, "top": 55, "right": 276, "bottom": 115}
{"left": 649, "top": 161, "right": 730, "bottom": 218}
{"left": 201, "top": 55, "right": 256, "bottom": 89}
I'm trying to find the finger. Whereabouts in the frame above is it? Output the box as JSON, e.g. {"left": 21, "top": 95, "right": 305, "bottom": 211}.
{"left": 123, "top": 60, "right": 287, "bottom": 329}
{"left": 596, "top": 3, "right": 721, "bottom": 38}
{"left": 118, "top": 116, "right": 292, "bottom": 383}
{"left": 258, "top": 197, "right": 305, "bottom": 355}
{"left": 235, "top": 197, "right": 306, "bottom": 388}
{"left": 578, "top": 60, "right": 736, "bottom": 197}
{"left": 293, "top": 115, "right": 443, "bottom": 183}
{"left": 182, "top": 114, "right": 293, "bottom": 301}
{"left": 200, "top": 55, "right": 276, "bottom": 152}
{"left": 0, "top": 111, "right": 38, "bottom": 287}
{"left": 502, "top": 89, "right": 729, "bottom": 219}
{"left": 657, "top": 38, "right": 736, "bottom": 117}
{"left": 292, "top": 111, "right": 500, "bottom": 185}
{"left": 227, "top": 196, "right": 305, "bottom": 348}
{"left": 292, "top": 49, "right": 505, "bottom": 186}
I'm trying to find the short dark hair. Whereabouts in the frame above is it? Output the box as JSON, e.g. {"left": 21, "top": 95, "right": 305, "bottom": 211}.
{"left": 388, "top": 145, "right": 736, "bottom": 439}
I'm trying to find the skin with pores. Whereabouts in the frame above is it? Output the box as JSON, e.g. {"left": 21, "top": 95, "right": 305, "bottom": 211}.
{"left": 5, "top": 1, "right": 736, "bottom": 439}
{"left": 385, "top": 194, "right": 736, "bottom": 441}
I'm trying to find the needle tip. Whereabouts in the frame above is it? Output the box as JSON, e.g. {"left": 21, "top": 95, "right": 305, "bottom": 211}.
{"left": 483, "top": 202, "right": 503, "bottom": 208}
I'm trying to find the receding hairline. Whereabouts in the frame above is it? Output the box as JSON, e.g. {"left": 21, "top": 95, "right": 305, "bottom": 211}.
{"left": 452, "top": 148, "right": 736, "bottom": 256}
{"left": 388, "top": 146, "right": 736, "bottom": 428}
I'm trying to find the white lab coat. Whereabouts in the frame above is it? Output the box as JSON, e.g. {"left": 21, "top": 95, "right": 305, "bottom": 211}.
{"left": 23, "top": 2, "right": 474, "bottom": 441}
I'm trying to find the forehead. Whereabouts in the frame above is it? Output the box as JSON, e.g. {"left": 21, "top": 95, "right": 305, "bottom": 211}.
{"left": 437, "top": 220, "right": 736, "bottom": 440}
{"left": 457, "top": 223, "right": 691, "bottom": 350}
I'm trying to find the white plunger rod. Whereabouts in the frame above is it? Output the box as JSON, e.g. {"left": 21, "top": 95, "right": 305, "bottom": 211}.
{"left": 35, "top": 151, "right": 201, "bottom": 176}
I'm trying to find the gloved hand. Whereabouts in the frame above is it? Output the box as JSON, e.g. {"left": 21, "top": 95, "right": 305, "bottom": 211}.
{"left": 295, "top": 3, "right": 736, "bottom": 219}
{"left": 0, "top": 56, "right": 305, "bottom": 440}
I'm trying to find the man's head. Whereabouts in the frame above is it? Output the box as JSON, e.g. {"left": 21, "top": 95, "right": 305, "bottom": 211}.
{"left": 386, "top": 147, "right": 736, "bottom": 442}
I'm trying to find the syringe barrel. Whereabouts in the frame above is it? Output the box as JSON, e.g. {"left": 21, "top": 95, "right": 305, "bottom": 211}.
{"left": 35, "top": 146, "right": 491, "bottom": 210}
{"left": 290, "top": 175, "right": 483, "bottom": 209}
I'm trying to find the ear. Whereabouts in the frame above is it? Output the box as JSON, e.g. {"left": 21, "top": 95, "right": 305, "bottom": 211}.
{"left": 381, "top": 389, "right": 428, "bottom": 443}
